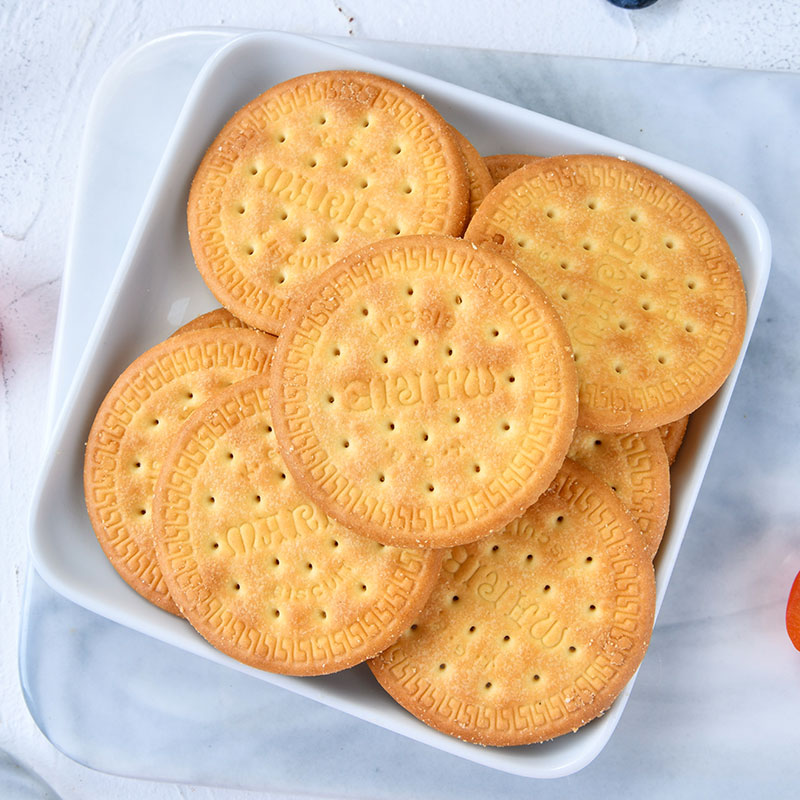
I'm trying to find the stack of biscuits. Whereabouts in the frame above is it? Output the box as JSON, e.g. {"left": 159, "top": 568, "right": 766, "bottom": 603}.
{"left": 84, "top": 70, "right": 746, "bottom": 746}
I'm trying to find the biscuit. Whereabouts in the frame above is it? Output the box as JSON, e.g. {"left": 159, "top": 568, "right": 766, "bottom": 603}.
{"left": 465, "top": 154, "right": 747, "bottom": 432}
{"left": 83, "top": 329, "right": 275, "bottom": 614}
{"left": 188, "top": 70, "right": 470, "bottom": 334}
{"left": 660, "top": 414, "right": 689, "bottom": 465}
{"left": 369, "top": 458, "right": 656, "bottom": 745}
{"left": 153, "top": 374, "right": 443, "bottom": 675}
{"left": 171, "top": 308, "right": 252, "bottom": 336}
{"left": 567, "top": 427, "right": 670, "bottom": 555}
{"left": 484, "top": 153, "right": 540, "bottom": 185}
{"left": 450, "top": 127, "right": 493, "bottom": 222}
{"left": 269, "top": 234, "right": 578, "bottom": 549}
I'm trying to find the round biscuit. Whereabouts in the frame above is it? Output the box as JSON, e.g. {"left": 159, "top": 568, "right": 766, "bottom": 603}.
{"left": 450, "top": 127, "right": 493, "bottom": 222}
{"left": 171, "top": 308, "right": 253, "bottom": 337}
{"left": 660, "top": 414, "right": 689, "bottom": 465}
{"left": 83, "top": 329, "right": 275, "bottom": 614}
{"left": 369, "top": 459, "right": 656, "bottom": 746}
{"left": 188, "top": 70, "right": 470, "bottom": 334}
{"left": 153, "top": 374, "right": 443, "bottom": 675}
{"left": 465, "top": 154, "right": 747, "bottom": 432}
{"left": 484, "top": 153, "right": 541, "bottom": 185}
{"left": 568, "top": 427, "right": 670, "bottom": 555}
{"left": 269, "top": 234, "right": 578, "bottom": 549}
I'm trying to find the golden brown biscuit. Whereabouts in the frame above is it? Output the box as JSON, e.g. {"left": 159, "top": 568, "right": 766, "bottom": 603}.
{"left": 369, "top": 459, "right": 656, "bottom": 745}
{"left": 466, "top": 154, "right": 747, "bottom": 432}
{"left": 568, "top": 427, "right": 670, "bottom": 555}
{"left": 660, "top": 415, "right": 689, "bottom": 465}
{"left": 188, "top": 70, "right": 470, "bottom": 333}
{"left": 171, "top": 308, "right": 252, "bottom": 336}
{"left": 153, "top": 374, "right": 443, "bottom": 675}
{"left": 83, "top": 329, "right": 275, "bottom": 614}
{"left": 450, "top": 127, "right": 494, "bottom": 222}
{"left": 484, "top": 153, "right": 540, "bottom": 185}
{"left": 270, "top": 234, "right": 578, "bottom": 549}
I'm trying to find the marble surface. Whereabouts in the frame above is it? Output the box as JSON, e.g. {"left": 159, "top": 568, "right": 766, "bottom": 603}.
{"left": 3, "top": 3, "right": 800, "bottom": 799}
{"left": 0, "top": 750, "right": 61, "bottom": 800}
{"left": 19, "top": 29, "right": 800, "bottom": 795}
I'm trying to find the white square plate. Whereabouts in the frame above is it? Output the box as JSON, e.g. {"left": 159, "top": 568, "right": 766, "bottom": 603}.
{"left": 29, "top": 31, "right": 771, "bottom": 778}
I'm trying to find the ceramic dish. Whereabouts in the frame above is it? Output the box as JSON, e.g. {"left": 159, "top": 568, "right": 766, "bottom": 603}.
{"left": 28, "top": 31, "right": 771, "bottom": 778}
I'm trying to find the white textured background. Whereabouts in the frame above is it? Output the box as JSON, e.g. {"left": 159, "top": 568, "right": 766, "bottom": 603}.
{"left": 2, "top": 1, "right": 800, "bottom": 798}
